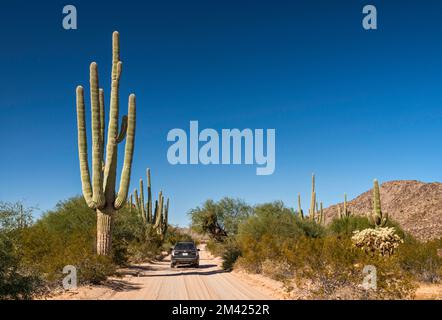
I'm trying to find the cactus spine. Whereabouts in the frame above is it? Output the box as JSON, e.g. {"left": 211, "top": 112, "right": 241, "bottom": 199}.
{"left": 368, "top": 179, "right": 388, "bottom": 227}
{"left": 76, "top": 31, "right": 136, "bottom": 256}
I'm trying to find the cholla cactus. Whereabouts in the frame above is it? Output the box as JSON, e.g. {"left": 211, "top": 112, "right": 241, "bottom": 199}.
{"left": 367, "top": 179, "right": 388, "bottom": 227}
{"left": 75, "top": 31, "right": 136, "bottom": 255}
{"left": 352, "top": 227, "right": 403, "bottom": 256}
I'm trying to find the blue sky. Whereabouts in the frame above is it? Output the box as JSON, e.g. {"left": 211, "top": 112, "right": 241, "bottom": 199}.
{"left": 1, "top": 0, "right": 442, "bottom": 226}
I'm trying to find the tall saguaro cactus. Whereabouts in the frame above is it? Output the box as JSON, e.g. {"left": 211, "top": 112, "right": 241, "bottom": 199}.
{"left": 309, "top": 173, "right": 316, "bottom": 220}
{"left": 368, "top": 179, "right": 388, "bottom": 227}
{"left": 297, "top": 193, "right": 304, "bottom": 219}
{"left": 76, "top": 31, "right": 136, "bottom": 255}
{"left": 146, "top": 168, "right": 153, "bottom": 223}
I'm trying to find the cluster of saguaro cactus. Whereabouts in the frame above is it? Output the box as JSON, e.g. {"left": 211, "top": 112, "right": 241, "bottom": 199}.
{"left": 75, "top": 31, "right": 136, "bottom": 256}
{"left": 338, "top": 193, "right": 353, "bottom": 219}
{"left": 131, "top": 168, "right": 169, "bottom": 238}
{"left": 367, "top": 179, "right": 388, "bottom": 227}
{"left": 296, "top": 174, "right": 324, "bottom": 224}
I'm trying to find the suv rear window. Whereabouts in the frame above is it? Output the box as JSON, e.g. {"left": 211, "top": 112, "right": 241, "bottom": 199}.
{"left": 174, "top": 243, "right": 195, "bottom": 250}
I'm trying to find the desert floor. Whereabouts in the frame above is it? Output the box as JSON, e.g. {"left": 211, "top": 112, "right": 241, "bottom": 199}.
{"left": 47, "top": 245, "right": 441, "bottom": 300}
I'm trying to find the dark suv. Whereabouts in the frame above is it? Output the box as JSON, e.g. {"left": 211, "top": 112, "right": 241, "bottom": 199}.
{"left": 171, "top": 242, "right": 199, "bottom": 268}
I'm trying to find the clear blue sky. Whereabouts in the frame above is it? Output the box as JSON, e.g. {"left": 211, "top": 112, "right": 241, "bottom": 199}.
{"left": 1, "top": 0, "right": 442, "bottom": 226}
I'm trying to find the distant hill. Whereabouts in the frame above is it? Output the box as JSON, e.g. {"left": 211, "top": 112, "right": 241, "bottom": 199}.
{"left": 323, "top": 180, "right": 442, "bottom": 241}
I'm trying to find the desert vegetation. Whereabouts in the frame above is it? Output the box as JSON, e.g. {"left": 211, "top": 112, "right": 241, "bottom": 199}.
{"left": 0, "top": 198, "right": 188, "bottom": 299}
{"left": 189, "top": 178, "right": 442, "bottom": 299}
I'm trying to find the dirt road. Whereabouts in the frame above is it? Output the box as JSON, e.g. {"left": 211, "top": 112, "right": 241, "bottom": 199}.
{"left": 53, "top": 246, "right": 279, "bottom": 300}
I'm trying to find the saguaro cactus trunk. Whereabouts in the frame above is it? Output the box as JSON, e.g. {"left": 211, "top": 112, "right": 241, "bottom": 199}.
{"left": 297, "top": 193, "right": 304, "bottom": 219}
{"left": 76, "top": 31, "right": 136, "bottom": 255}
{"left": 309, "top": 173, "right": 316, "bottom": 220}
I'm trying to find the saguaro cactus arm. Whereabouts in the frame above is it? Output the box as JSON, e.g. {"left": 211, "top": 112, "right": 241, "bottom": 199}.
{"left": 115, "top": 95, "right": 136, "bottom": 209}
{"left": 116, "top": 115, "right": 128, "bottom": 143}
{"left": 76, "top": 86, "right": 95, "bottom": 209}
{"left": 103, "top": 31, "right": 123, "bottom": 200}
{"left": 147, "top": 168, "right": 152, "bottom": 223}
{"left": 137, "top": 179, "right": 146, "bottom": 221}
{"left": 90, "top": 63, "right": 106, "bottom": 209}
{"left": 98, "top": 89, "right": 105, "bottom": 158}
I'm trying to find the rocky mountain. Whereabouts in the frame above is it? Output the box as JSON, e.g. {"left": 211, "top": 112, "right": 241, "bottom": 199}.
{"left": 323, "top": 180, "right": 442, "bottom": 241}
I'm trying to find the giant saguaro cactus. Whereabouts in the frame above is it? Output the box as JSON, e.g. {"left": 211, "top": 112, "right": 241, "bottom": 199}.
{"left": 76, "top": 31, "right": 136, "bottom": 255}
{"left": 368, "top": 179, "right": 388, "bottom": 227}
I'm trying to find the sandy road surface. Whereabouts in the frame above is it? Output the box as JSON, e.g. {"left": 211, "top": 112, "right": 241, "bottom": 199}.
{"left": 53, "top": 246, "right": 278, "bottom": 300}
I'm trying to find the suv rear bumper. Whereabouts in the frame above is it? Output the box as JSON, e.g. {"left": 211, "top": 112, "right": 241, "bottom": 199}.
{"left": 171, "top": 257, "right": 199, "bottom": 265}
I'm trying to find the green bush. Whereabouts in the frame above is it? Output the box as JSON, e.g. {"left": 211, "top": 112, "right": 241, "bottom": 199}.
{"left": 18, "top": 197, "right": 163, "bottom": 285}
{"left": 206, "top": 239, "right": 225, "bottom": 257}
{"left": 327, "top": 216, "right": 372, "bottom": 237}
{"left": 0, "top": 233, "right": 41, "bottom": 299}
{"left": 164, "top": 226, "right": 194, "bottom": 252}
{"left": 19, "top": 197, "right": 104, "bottom": 284}
{"left": 233, "top": 202, "right": 417, "bottom": 299}
{"left": 236, "top": 202, "right": 325, "bottom": 272}
{"left": 396, "top": 238, "right": 442, "bottom": 283}
{"left": 221, "top": 240, "right": 241, "bottom": 271}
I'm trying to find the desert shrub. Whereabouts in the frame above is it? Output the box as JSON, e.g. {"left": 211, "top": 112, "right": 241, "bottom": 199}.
{"left": 164, "top": 226, "right": 195, "bottom": 252}
{"left": 188, "top": 198, "right": 252, "bottom": 240}
{"left": 236, "top": 202, "right": 325, "bottom": 272}
{"left": 281, "top": 236, "right": 415, "bottom": 299}
{"left": 236, "top": 205, "right": 416, "bottom": 299}
{"left": 260, "top": 259, "right": 292, "bottom": 282}
{"left": 76, "top": 255, "right": 116, "bottom": 284}
{"left": 112, "top": 206, "right": 162, "bottom": 264}
{"left": 295, "top": 217, "right": 326, "bottom": 238}
{"left": 221, "top": 240, "right": 242, "bottom": 271}
{"left": 18, "top": 197, "right": 105, "bottom": 284}
{"left": 352, "top": 227, "right": 403, "bottom": 256}
{"left": 327, "top": 216, "right": 372, "bottom": 237}
{"left": 396, "top": 238, "right": 442, "bottom": 283}
{"left": 0, "top": 233, "right": 42, "bottom": 299}
{"left": 206, "top": 239, "right": 225, "bottom": 257}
